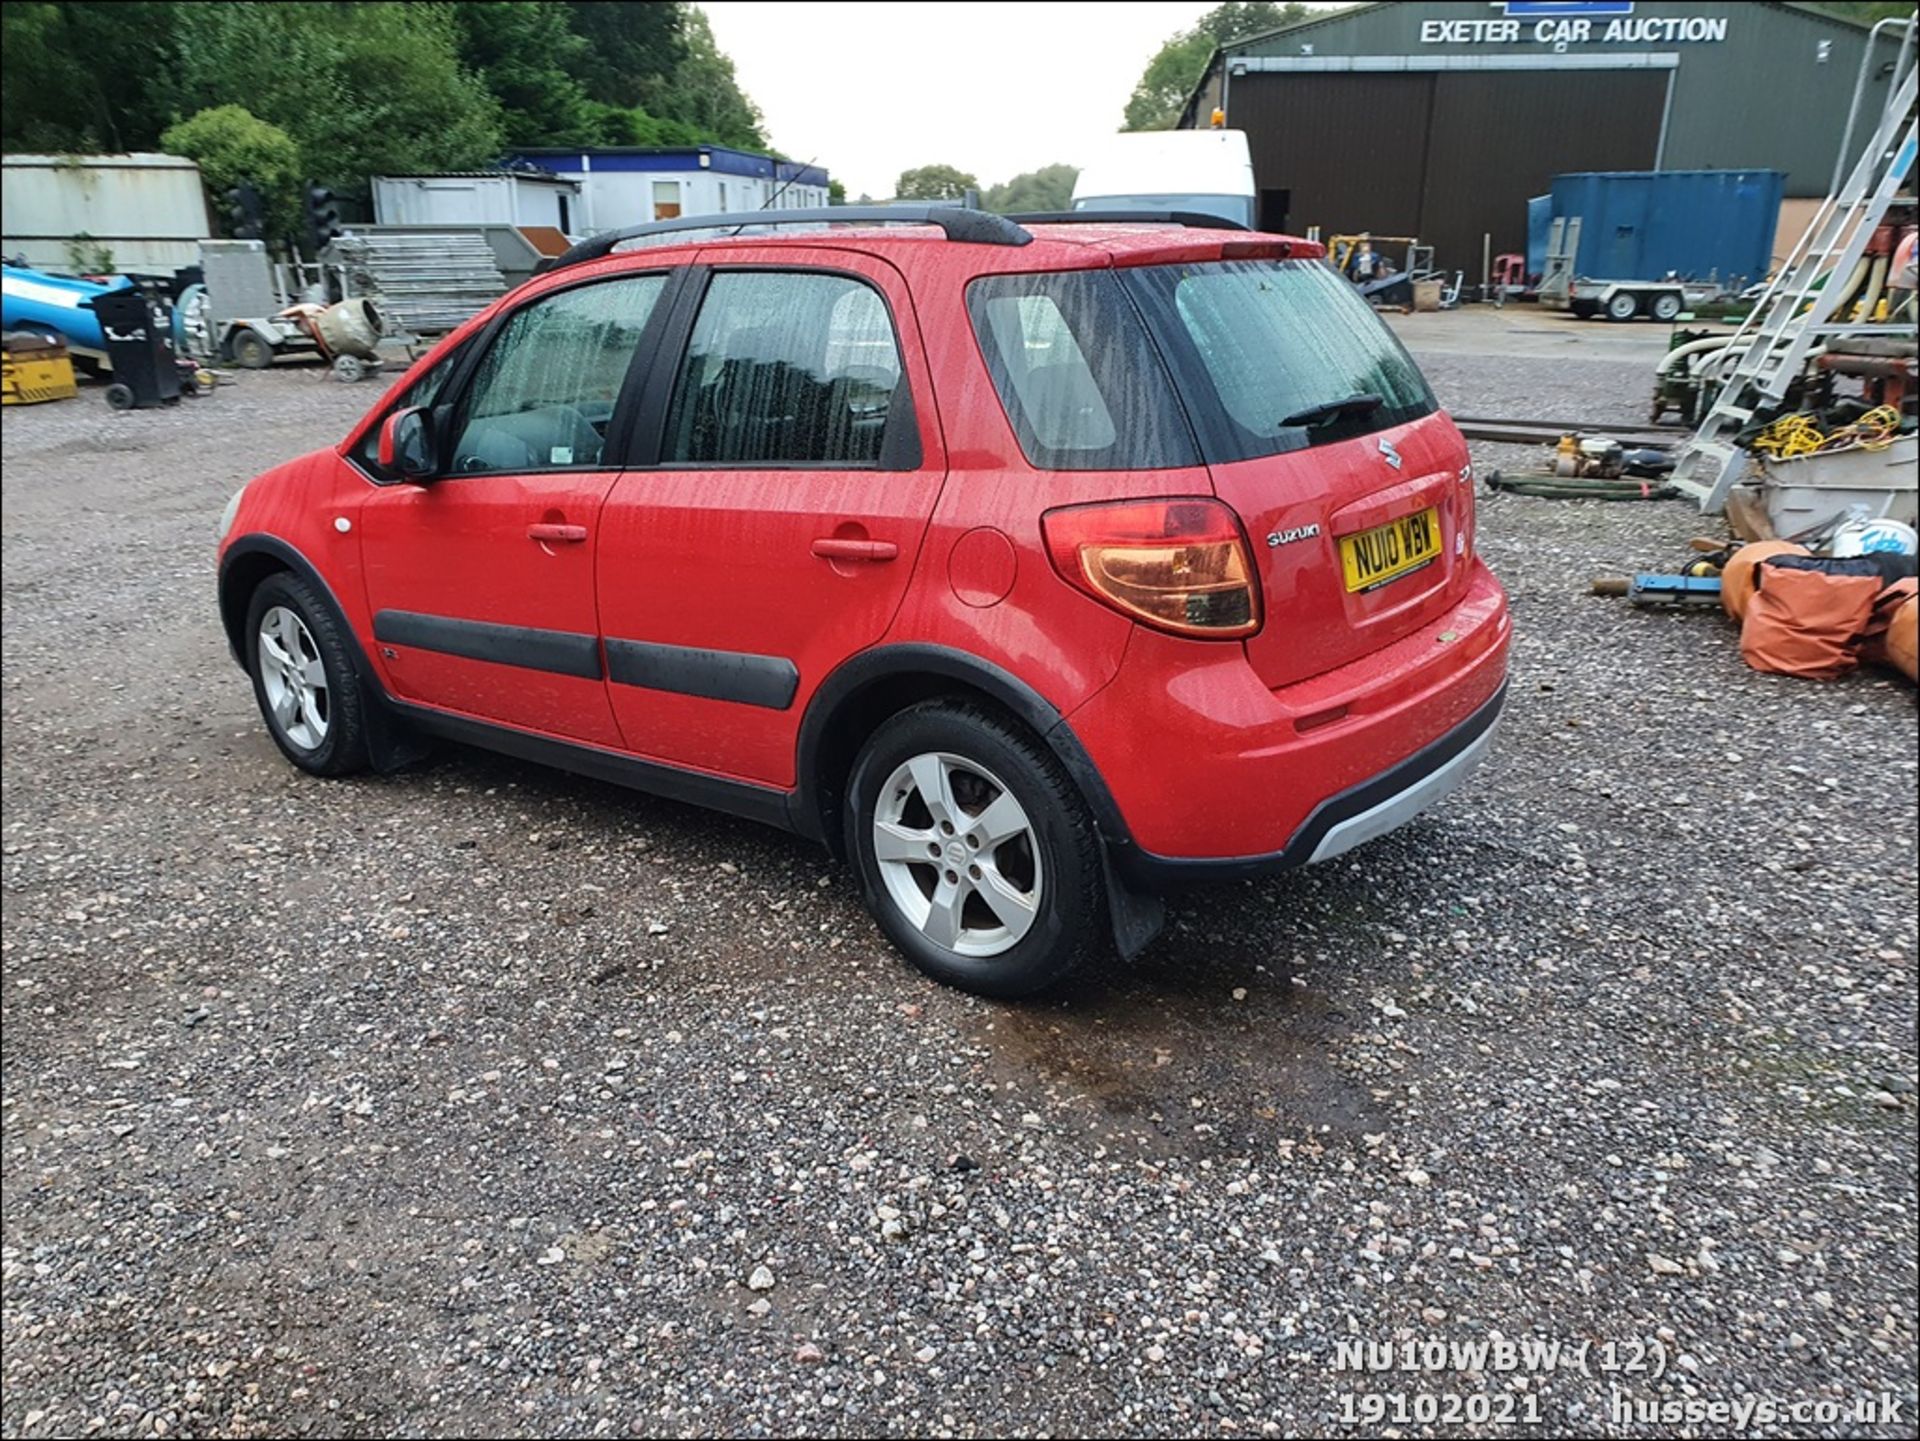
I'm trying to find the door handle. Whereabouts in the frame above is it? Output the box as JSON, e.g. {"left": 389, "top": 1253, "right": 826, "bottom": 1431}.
{"left": 528, "top": 522, "right": 588, "bottom": 544}
{"left": 811, "top": 537, "right": 898, "bottom": 563}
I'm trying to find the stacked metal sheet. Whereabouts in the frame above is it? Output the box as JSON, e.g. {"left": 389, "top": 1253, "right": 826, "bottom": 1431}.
{"left": 327, "top": 230, "right": 506, "bottom": 336}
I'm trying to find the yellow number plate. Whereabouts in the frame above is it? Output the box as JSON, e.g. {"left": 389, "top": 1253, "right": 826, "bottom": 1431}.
{"left": 1340, "top": 507, "right": 1441, "bottom": 593}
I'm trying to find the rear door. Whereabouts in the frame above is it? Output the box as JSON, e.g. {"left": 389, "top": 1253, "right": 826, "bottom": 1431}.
{"left": 594, "top": 248, "right": 945, "bottom": 786}
{"left": 1123, "top": 257, "right": 1472, "bottom": 688}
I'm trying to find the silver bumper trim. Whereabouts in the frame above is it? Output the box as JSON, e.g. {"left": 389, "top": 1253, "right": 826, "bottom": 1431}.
{"left": 1305, "top": 718, "right": 1499, "bottom": 864}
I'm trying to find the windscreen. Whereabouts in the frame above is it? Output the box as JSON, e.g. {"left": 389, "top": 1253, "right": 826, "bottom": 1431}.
{"left": 1122, "top": 259, "right": 1438, "bottom": 463}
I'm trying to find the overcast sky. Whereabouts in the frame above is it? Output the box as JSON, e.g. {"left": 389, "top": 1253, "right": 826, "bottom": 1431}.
{"left": 701, "top": 2, "right": 1225, "bottom": 197}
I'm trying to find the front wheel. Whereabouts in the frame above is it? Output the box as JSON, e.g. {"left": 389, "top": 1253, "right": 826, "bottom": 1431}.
{"left": 1650, "top": 291, "right": 1683, "bottom": 322}
{"left": 245, "top": 572, "right": 369, "bottom": 776}
{"left": 845, "top": 702, "right": 1106, "bottom": 997}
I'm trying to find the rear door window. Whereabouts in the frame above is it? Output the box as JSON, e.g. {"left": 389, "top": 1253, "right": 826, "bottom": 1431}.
{"left": 1122, "top": 259, "right": 1437, "bottom": 462}
{"left": 967, "top": 270, "right": 1198, "bottom": 472}
{"left": 662, "top": 270, "right": 915, "bottom": 468}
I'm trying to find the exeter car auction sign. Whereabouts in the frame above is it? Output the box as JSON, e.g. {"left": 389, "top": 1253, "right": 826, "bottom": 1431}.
{"left": 1421, "top": 2, "right": 1729, "bottom": 46}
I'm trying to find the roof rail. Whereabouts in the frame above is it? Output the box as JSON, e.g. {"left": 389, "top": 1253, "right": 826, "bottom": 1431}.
{"left": 1005, "top": 210, "right": 1250, "bottom": 232}
{"left": 549, "top": 205, "right": 1032, "bottom": 271}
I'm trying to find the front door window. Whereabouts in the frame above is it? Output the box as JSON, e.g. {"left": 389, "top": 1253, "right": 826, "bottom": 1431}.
{"left": 443, "top": 276, "right": 667, "bottom": 475}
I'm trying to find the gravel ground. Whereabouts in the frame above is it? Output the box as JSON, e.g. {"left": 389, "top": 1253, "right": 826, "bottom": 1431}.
{"left": 3, "top": 337, "right": 1915, "bottom": 1439}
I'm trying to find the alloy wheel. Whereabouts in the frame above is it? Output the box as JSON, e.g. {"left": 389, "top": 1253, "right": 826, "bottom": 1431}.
{"left": 257, "top": 605, "right": 330, "bottom": 751}
{"left": 872, "top": 751, "right": 1042, "bottom": 958}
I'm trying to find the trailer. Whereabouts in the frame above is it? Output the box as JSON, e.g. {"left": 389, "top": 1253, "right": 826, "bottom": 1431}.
{"left": 1563, "top": 277, "right": 1727, "bottom": 322}
{"left": 1536, "top": 170, "right": 1782, "bottom": 321}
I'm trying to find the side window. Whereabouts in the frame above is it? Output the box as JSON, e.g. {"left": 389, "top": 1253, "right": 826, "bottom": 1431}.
{"left": 966, "top": 270, "right": 1199, "bottom": 472}
{"left": 443, "top": 275, "right": 666, "bottom": 476}
{"left": 350, "top": 349, "right": 457, "bottom": 474}
{"left": 662, "top": 271, "right": 910, "bottom": 467}
{"left": 974, "top": 293, "right": 1117, "bottom": 451}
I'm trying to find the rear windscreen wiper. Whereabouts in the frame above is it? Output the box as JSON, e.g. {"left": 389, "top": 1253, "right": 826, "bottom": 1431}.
{"left": 1279, "top": 392, "right": 1384, "bottom": 428}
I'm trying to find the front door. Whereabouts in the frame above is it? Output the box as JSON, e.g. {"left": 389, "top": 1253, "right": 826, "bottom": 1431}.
{"left": 358, "top": 271, "right": 672, "bottom": 747}
{"left": 595, "top": 250, "right": 947, "bottom": 786}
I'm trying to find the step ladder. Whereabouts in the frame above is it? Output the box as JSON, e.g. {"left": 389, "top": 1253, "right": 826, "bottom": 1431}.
{"left": 1670, "top": 30, "right": 1919, "bottom": 513}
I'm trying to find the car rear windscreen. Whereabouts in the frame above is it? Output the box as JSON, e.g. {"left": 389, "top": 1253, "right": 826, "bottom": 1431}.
{"left": 1122, "top": 259, "right": 1437, "bottom": 463}
{"left": 968, "top": 259, "right": 1437, "bottom": 472}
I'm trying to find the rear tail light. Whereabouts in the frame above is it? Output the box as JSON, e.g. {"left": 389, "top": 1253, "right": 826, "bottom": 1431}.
{"left": 1042, "top": 497, "right": 1262, "bottom": 639}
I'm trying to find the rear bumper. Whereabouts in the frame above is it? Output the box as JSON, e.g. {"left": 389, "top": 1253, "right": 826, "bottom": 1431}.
{"left": 1068, "top": 557, "right": 1510, "bottom": 889}
{"left": 1111, "top": 679, "right": 1505, "bottom": 889}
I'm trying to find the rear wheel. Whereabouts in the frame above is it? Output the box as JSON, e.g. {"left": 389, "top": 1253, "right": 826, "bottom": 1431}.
{"left": 846, "top": 702, "right": 1105, "bottom": 997}
{"left": 245, "top": 572, "right": 369, "bottom": 776}
{"left": 1605, "top": 291, "right": 1641, "bottom": 322}
{"left": 103, "top": 382, "right": 135, "bottom": 410}
{"left": 1650, "top": 291, "right": 1683, "bottom": 322}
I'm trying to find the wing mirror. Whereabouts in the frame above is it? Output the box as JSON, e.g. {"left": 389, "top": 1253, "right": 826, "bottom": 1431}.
{"left": 378, "top": 405, "right": 438, "bottom": 479}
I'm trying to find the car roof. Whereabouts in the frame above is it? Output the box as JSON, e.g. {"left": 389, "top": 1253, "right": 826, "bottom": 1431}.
{"left": 585, "top": 221, "right": 1318, "bottom": 274}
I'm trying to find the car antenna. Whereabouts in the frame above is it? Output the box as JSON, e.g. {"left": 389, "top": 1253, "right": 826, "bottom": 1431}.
{"left": 733, "top": 156, "right": 821, "bottom": 235}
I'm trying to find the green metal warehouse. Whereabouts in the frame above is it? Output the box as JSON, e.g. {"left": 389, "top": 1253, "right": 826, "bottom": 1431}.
{"left": 1177, "top": 1, "right": 1904, "bottom": 272}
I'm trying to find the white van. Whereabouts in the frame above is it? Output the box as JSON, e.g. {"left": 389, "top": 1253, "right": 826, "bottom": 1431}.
{"left": 1070, "top": 129, "right": 1257, "bottom": 229}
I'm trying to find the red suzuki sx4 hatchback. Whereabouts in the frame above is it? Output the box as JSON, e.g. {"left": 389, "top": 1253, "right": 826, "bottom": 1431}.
{"left": 216, "top": 209, "right": 1510, "bottom": 997}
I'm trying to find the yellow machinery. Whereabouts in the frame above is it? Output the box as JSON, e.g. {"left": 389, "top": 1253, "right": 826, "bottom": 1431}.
{"left": 2, "top": 335, "right": 78, "bottom": 405}
{"left": 1326, "top": 233, "right": 1425, "bottom": 278}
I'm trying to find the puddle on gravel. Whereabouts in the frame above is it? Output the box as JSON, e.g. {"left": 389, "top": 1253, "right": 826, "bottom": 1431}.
{"left": 976, "top": 921, "right": 1389, "bottom": 1157}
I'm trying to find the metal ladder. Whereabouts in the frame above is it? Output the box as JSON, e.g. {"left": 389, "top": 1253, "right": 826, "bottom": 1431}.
{"left": 1670, "top": 29, "right": 1919, "bottom": 512}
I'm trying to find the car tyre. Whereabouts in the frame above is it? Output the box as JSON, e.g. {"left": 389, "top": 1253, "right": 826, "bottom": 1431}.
{"left": 845, "top": 701, "right": 1105, "bottom": 998}
{"left": 230, "top": 329, "right": 274, "bottom": 369}
{"left": 245, "top": 572, "right": 370, "bottom": 777}
{"left": 1605, "top": 291, "right": 1641, "bottom": 321}
{"left": 1650, "top": 291, "right": 1683, "bottom": 322}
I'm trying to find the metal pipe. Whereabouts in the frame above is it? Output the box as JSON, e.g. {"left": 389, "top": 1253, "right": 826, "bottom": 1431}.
{"left": 1654, "top": 67, "right": 1676, "bottom": 168}
{"left": 1856, "top": 253, "right": 1891, "bottom": 320}
{"left": 1832, "top": 17, "right": 1918, "bottom": 193}
{"left": 1656, "top": 333, "right": 1742, "bottom": 378}
{"left": 1481, "top": 232, "right": 1490, "bottom": 302}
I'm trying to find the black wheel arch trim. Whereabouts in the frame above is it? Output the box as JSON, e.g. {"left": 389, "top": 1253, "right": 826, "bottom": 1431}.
{"left": 218, "top": 534, "right": 430, "bottom": 772}
{"left": 219, "top": 535, "right": 374, "bottom": 682}
{"left": 789, "top": 643, "right": 1135, "bottom": 852}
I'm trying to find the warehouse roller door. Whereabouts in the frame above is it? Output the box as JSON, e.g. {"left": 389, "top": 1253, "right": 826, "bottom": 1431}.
{"left": 1230, "top": 67, "right": 1668, "bottom": 272}
{"left": 1420, "top": 70, "right": 1668, "bottom": 274}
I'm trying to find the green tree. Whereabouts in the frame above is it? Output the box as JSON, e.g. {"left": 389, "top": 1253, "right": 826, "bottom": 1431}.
{"left": 567, "top": 0, "right": 687, "bottom": 110}
{"left": 160, "top": 105, "right": 301, "bottom": 237}
{"left": 172, "top": 2, "right": 502, "bottom": 203}
{"left": 827, "top": 178, "right": 847, "bottom": 205}
{"left": 982, "top": 164, "right": 1079, "bottom": 214}
{"left": 896, "top": 164, "right": 979, "bottom": 201}
{"left": 646, "top": 7, "right": 767, "bottom": 150}
{"left": 0, "top": 1, "right": 182, "bottom": 151}
{"left": 451, "top": 1, "right": 600, "bottom": 146}
{"left": 1123, "top": 2, "right": 1310, "bottom": 131}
